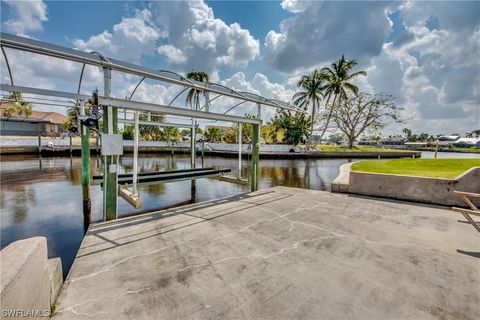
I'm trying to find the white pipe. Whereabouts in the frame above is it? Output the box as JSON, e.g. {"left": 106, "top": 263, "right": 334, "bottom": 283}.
{"left": 133, "top": 110, "right": 139, "bottom": 194}
{"left": 238, "top": 124, "right": 242, "bottom": 178}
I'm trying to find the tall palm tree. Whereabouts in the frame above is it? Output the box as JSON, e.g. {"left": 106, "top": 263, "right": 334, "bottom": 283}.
{"left": 186, "top": 71, "right": 209, "bottom": 111}
{"left": 319, "top": 55, "right": 366, "bottom": 142}
{"left": 293, "top": 69, "right": 325, "bottom": 150}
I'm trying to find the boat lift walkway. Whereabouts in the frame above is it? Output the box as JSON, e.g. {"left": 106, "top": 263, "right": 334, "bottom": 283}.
{"left": 53, "top": 187, "right": 479, "bottom": 320}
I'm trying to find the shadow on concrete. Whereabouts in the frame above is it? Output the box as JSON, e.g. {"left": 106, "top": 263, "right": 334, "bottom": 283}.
{"left": 77, "top": 190, "right": 293, "bottom": 258}
{"left": 457, "top": 249, "right": 480, "bottom": 258}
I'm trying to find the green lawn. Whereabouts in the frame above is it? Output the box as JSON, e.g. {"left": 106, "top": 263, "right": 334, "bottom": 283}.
{"left": 351, "top": 158, "right": 480, "bottom": 179}
{"left": 315, "top": 145, "right": 410, "bottom": 152}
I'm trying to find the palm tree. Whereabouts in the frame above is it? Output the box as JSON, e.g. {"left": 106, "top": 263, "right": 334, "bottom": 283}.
{"left": 186, "top": 71, "right": 209, "bottom": 111}
{"left": 205, "top": 127, "right": 223, "bottom": 142}
{"left": 318, "top": 55, "right": 367, "bottom": 142}
{"left": 293, "top": 69, "right": 325, "bottom": 150}
{"left": 1, "top": 92, "right": 32, "bottom": 118}
{"left": 271, "top": 108, "right": 312, "bottom": 146}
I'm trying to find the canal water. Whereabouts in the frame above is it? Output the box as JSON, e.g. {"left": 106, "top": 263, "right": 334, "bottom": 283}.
{"left": 1, "top": 151, "right": 478, "bottom": 277}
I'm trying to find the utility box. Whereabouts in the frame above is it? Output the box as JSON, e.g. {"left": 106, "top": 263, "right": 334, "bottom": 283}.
{"left": 101, "top": 134, "right": 123, "bottom": 155}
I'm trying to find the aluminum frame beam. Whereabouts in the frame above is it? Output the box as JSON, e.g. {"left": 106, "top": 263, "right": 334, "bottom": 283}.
{"left": 1, "top": 84, "right": 90, "bottom": 100}
{"left": 1, "top": 32, "right": 302, "bottom": 111}
{"left": 120, "top": 119, "right": 193, "bottom": 129}
{"left": 0, "top": 83, "right": 262, "bottom": 124}
{"left": 99, "top": 96, "right": 262, "bottom": 125}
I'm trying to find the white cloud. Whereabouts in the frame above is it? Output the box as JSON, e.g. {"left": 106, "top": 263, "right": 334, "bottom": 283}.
{"left": 358, "top": 2, "right": 480, "bottom": 135}
{"left": 265, "top": 1, "right": 399, "bottom": 73}
{"left": 74, "top": 9, "right": 160, "bottom": 62}
{"left": 157, "top": 45, "right": 187, "bottom": 64}
{"left": 151, "top": 1, "right": 260, "bottom": 72}
{"left": 3, "top": 0, "right": 48, "bottom": 36}
{"left": 219, "top": 72, "right": 295, "bottom": 121}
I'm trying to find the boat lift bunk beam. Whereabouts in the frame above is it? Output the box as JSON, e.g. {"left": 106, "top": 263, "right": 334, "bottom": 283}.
{"left": 93, "top": 168, "right": 232, "bottom": 187}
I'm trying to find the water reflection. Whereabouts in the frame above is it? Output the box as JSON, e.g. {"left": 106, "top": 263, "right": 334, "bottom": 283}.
{"left": 11, "top": 185, "right": 37, "bottom": 223}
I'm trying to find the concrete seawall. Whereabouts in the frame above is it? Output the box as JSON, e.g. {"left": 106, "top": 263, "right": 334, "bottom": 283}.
{"left": 1, "top": 145, "right": 421, "bottom": 159}
{"left": 1, "top": 237, "right": 63, "bottom": 318}
{"left": 332, "top": 164, "right": 480, "bottom": 207}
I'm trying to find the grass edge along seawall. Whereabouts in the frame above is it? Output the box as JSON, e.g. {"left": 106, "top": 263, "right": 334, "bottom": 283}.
{"left": 351, "top": 158, "right": 480, "bottom": 179}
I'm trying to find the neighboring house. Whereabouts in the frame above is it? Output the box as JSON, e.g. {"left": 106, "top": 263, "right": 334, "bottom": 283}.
{"left": 404, "top": 142, "right": 429, "bottom": 149}
{"left": 357, "top": 138, "right": 378, "bottom": 146}
{"left": 452, "top": 138, "right": 480, "bottom": 148}
{"left": 436, "top": 135, "right": 460, "bottom": 147}
{"left": 437, "top": 135, "right": 460, "bottom": 142}
{"left": 0, "top": 103, "right": 67, "bottom": 137}
{"left": 378, "top": 137, "right": 405, "bottom": 147}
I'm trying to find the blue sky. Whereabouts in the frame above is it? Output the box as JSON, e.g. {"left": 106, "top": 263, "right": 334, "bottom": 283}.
{"left": 1, "top": 0, "right": 479, "bottom": 135}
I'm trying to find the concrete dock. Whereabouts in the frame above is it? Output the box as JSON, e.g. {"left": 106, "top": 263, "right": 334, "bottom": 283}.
{"left": 53, "top": 187, "right": 479, "bottom": 319}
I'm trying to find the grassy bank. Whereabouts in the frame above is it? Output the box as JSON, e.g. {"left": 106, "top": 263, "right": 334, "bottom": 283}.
{"left": 315, "top": 145, "right": 412, "bottom": 152}
{"left": 352, "top": 158, "right": 480, "bottom": 179}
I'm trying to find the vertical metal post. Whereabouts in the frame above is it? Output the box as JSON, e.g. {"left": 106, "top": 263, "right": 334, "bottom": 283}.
{"left": 38, "top": 136, "right": 41, "bottom": 154}
{"left": 102, "top": 67, "right": 118, "bottom": 221}
{"left": 80, "top": 100, "right": 91, "bottom": 231}
{"left": 250, "top": 123, "right": 260, "bottom": 191}
{"left": 132, "top": 110, "right": 139, "bottom": 195}
{"left": 190, "top": 121, "right": 196, "bottom": 168}
{"left": 69, "top": 136, "right": 73, "bottom": 156}
{"left": 238, "top": 124, "right": 242, "bottom": 178}
{"left": 190, "top": 120, "right": 196, "bottom": 192}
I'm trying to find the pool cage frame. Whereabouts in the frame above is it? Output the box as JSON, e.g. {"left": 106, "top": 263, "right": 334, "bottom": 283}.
{"left": 0, "top": 32, "right": 303, "bottom": 221}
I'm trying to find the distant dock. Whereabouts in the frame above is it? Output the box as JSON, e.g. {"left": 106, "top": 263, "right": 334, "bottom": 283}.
{"left": 53, "top": 187, "right": 478, "bottom": 319}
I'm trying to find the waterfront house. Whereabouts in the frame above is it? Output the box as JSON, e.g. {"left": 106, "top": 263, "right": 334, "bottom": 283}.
{"left": 453, "top": 137, "right": 480, "bottom": 148}
{"left": 378, "top": 136, "right": 405, "bottom": 148}
{"left": 0, "top": 103, "right": 67, "bottom": 137}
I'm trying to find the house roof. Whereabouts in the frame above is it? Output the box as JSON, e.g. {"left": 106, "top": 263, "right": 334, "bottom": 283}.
{"left": 0, "top": 103, "right": 66, "bottom": 124}
{"left": 453, "top": 138, "right": 480, "bottom": 144}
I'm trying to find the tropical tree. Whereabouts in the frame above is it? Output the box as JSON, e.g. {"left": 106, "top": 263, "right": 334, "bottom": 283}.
{"left": 318, "top": 55, "right": 367, "bottom": 141}
{"left": 186, "top": 70, "right": 209, "bottom": 111}
{"left": 466, "top": 129, "right": 480, "bottom": 138}
{"left": 121, "top": 125, "right": 134, "bottom": 140}
{"left": 331, "top": 92, "right": 403, "bottom": 148}
{"left": 418, "top": 133, "right": 429, "bottom": 142}
{"left": 261, "top": 124, "right": 284, "bottom": 144}
{"left": 270, "top": 108, "right": 312, "bottom": 146}
{"left": 293, "top": 69, "right": 325, "bottom": 149}
{"left": 1, "top": 92, "right": 33, "bottom": 117}
{"left": 402, "top": 128, "right": 412, "bottom": 140}
{"left": 139, "top": 113, "right": 165, "bottom": 141}
{"left": 205, "top": 127, "right": 223, "bottom": 142}
{"left": 162, "top": 126, "right": 180, "bottom": 142}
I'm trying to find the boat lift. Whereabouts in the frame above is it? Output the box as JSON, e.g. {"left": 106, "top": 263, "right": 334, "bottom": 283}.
{"left": 0, "top": 32, "right": 304, "bottom": 221}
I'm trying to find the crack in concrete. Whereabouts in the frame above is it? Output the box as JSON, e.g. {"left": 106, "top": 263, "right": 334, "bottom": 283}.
{"left": 178, "top": 235, "right": 335, "bottom": 273}
{"left": 66, "top": 200, "right": 322, "bottom": 284}
{"left": 56, "top": 286, "right": 153, "bottom": 318}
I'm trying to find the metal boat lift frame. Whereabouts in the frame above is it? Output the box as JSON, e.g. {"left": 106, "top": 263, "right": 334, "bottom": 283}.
{"left": 0, "top": 32, "right": 302, "bottom": 221}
